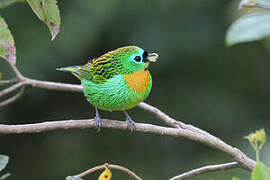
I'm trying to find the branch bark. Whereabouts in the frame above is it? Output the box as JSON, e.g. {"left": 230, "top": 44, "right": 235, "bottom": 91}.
{"left": 0, "top": 86, "right": 26, "bottom": 107}
{"left": 169, "top": 162, "right": 239, "bottom": 180}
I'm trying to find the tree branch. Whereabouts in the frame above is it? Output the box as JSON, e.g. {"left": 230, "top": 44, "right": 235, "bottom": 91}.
{"left": 0, "top": 118, "right": 255, "bottom": 171}
{"left": 8, "top": 61, "right": 24, "bottom": 81}
{"left": 22, "top": 77, "right": 82, "bottom": 92}
{"left": 169, "top": 162, "right": 239, "bottom": 180}
{"left": 0, "top": 87, "right": 26, "bottom": 107}
{"left": 0, "top": 81, "right": 24, "bottom": 97}
{"left": 0, "top": 79, "right": 17, "bottom": 85}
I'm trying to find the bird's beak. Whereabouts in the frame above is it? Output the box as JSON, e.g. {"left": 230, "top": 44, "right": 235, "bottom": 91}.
{"left": 144, "top": 53, "right": 158, "bottom": 70}
{"left": 147, "top": 53, "right": 159, "bottom": 63}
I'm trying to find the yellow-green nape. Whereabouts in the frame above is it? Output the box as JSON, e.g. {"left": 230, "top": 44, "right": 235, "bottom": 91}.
{"left": 109, "top": 46, "right": 142, "bottom": 57}
{"left": 115, "top": 45, "right": 141, "bottom": 52}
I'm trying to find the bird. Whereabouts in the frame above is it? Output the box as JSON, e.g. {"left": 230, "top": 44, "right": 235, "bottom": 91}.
{"left": 57, "top": 46, "right": 158, "bottom": 131}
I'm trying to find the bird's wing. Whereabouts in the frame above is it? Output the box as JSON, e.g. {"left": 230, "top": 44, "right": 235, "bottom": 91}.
{"left": 79, "top": 54, "right": 123, "bottom": 83}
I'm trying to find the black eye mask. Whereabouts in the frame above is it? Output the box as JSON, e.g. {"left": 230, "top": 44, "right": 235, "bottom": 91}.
{"left": 142, "top": 51, "right": 149, "bottom": 63}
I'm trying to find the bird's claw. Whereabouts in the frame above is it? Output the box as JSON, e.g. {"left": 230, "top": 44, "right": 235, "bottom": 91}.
{"left": 126, "top": 116, "right": 135, "bottom": 131}
{"left": 95, "top": 115, "right": 102, "bottom": 132}
{"left": 94, "top": 107, "right": 103, "bottom": 132}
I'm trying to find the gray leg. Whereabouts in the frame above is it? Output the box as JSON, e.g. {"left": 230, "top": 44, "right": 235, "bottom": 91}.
{"left": 124, "top": 111, "right": 135, "bottom": 131}
{"left": 95, "top": 107, "right": 102, "bottom": 132}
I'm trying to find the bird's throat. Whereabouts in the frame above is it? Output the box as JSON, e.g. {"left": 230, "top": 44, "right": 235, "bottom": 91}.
{"left": 123, "top": 70, "right": 150, "bottom": 93}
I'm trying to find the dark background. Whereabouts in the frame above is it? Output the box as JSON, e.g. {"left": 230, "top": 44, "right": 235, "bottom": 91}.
{"left": 1, "top": 0, "right": 270, "bottom": 179}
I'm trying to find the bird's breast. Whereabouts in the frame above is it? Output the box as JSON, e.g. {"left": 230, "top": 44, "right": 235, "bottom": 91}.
{"left": 123, "top": 70, "right": 151, "bottom": 93}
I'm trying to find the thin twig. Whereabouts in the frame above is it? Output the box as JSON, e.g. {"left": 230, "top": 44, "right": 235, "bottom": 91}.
{"left": 0, "top": 87, "right": 26, "bottom": 108}
{"left": 8, "top": 61, "right": 24, "bottom": 80}
{"left": 169, "top": 162, "right": 239, "bottom": 180}
{"left": 138, "top": 102, "right": 180, "bottom": 128}
{"left": 0, "top": 79, "right": 17, "bottom": 85}
{"left": 73, "top": 164, "right": 105, "bottom": 178}
{"left": 0, "top": 62, "right": 81, "bottom": 108}
{"left": 138, "top": 102, "right": 211, "bottom": 136}
{"left": 71, "top": 163, "right": 142, "bottom": 180}
{"left": 0, "top": 82, "right": 24, "bottom": 98}
{"left": 108, "top": 164, "right": 142, "bottom": 180}
{"left": 0, "top": 62, "right": 25, "bottom": 108}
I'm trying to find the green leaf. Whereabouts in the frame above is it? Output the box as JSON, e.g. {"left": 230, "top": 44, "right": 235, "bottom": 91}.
{"left": 26, "top": 0, "right": 61, "bottom": 40}
{"left": 0, "top": 15, "right": 16, "bottom": 65}
{"left": 0, "top": 155, "right": 9, "bottom": 172}
{"left": 252, "top": 162, "right": 270, "bottom": 180}
{"left": 226, "top": 12, "right": 270, "bottom": 46}
{"left": 232, "top": 177, "right": 241, "bottom": 180}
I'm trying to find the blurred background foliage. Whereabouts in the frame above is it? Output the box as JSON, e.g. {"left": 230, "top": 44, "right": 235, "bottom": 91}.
{"left": 0, "top": 0, "right": 270, "bottom": 179}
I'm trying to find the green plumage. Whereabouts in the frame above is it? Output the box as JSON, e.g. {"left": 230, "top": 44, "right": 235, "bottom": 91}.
{"left": 58, "top": 46, "right": 158, "bottom": 130}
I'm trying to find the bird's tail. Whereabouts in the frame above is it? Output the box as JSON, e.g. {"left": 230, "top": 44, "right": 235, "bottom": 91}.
{"left": 57, "top": 66, "right": 83, "bottom": 80}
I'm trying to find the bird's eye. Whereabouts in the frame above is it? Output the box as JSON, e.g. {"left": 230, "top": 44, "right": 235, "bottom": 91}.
{"left": 134, "top": 56, "right": 141, "bottom": 62}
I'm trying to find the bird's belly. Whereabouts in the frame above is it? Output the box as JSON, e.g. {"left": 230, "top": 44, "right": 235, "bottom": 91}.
{"left": 81, "top": 74, "right": 152, "bottom": 111}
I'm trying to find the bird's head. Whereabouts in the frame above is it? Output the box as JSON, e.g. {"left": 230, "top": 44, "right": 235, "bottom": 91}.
{"left": 108, "top": 46, "right": 158, "bottom": 73}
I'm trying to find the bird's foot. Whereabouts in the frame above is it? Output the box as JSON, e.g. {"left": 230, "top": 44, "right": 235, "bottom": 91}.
{"left": 95, "top": 107, "right": 102, "bottom": 132}
{"left": 95, "top": 115, "right": 102, "bottom": 132}
{"left": 124, "top": 111, "right": 135, "bottom": 131}
{"left": 126, "top": 116, "right": 135, "bottom": 131}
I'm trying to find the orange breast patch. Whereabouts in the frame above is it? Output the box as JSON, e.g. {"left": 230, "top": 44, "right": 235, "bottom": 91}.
{"left": 123, "top": 70, "right": 150, "bottom": 92}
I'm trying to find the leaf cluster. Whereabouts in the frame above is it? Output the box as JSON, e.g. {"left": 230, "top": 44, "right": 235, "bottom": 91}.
{"left": 226, "top": 0, "right": 270, "bottom": 46}
{"left": 0, "top": 0, "right": 61, "bottom": 65}
{"left": 234, "top": 129, "right": 270, "bottom": 180}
